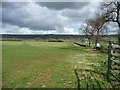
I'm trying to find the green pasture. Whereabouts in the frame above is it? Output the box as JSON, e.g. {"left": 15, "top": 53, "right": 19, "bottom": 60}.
{"left": 2, "top": 41, "right": 119, "bottom": 88}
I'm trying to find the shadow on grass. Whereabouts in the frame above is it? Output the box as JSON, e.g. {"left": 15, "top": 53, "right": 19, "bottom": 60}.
{"left": 74, "top": 68, "right": 120, "bottom": 89}
{"left": 74, "top": 69, "right": 103, "bottom": 89}
{"left": 107, "top": 76, "right": 120, "bottom": 88}
{"left": 59, "top": 47, "right": 80, "bottom": 51}
{"left": 74, "top": 69, "right": 80, "bottom": 90}
{"left": 91, "top": 62, "right": 120, "bottom": 88}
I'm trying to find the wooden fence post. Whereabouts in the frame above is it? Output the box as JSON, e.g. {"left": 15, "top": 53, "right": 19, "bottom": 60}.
{"left": 107, "top": 41, "right": 112, "bottom": 80}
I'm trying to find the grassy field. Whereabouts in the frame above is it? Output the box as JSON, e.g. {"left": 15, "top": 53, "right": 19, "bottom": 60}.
{"left": 2, "top": 41, "right": 120, "bottom": 88}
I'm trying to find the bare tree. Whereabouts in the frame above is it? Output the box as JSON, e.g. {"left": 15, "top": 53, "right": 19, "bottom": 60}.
{"left": 89, "top": 13, "right": 107, "bottom": 47}
{"left": 100, "top": 1, "right": 120, "bottom": 44}
{"left": 81, "top": 19, "right": 95, "bottom": 47}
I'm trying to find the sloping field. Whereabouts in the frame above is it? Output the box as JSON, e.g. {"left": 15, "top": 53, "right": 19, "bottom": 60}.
{"left": 2, "top": 41, "right": 120, "bottom": 88}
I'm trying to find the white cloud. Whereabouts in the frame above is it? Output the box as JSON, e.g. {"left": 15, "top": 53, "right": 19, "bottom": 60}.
{"left": 2, "top": 24, "right": 79, "bottom": 34}
{"left": 107, "top": 25, "right": 119, "bottom": 34}
{"left": 3, "top": 1, "right": 115, "bottom": 35}
{"left": 63, "top": 27, "right": 78, "bottom": 34}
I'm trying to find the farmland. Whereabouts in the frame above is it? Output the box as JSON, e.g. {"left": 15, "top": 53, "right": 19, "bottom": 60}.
{"left": 2, "top": 41, "right": 120, "bottom": 88}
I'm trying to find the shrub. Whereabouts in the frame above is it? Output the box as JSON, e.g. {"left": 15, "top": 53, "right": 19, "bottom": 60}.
{"left": 48, "top": 39, "right": 64, "bottom": 42}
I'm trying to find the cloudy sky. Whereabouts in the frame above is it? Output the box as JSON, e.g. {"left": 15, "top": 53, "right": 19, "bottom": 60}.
{"left": 1, "top": 1, "right": 119, "bottom": 34}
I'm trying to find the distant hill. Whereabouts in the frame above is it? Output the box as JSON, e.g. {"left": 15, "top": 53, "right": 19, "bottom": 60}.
{"left": 1, "top": 34, "right": 86, "bottom": 40}
{"left": 0, "top": 34, "right": 117, "bottom": 40}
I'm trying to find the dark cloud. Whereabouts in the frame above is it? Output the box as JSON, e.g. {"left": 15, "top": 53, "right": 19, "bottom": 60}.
{"left": 2, "top": 2, "right": 27, "bottom": 9}
{"left": 1, "top": 2, "right": 101, "bottom": 34}
{"left": 36, "top": 2, "right": 89, "bottom": 10}
{"left": 61, "top": 9, "right": 91, "bottom": 22}
{"left": 2, "top": 2, "right": 57, "bottom": 30}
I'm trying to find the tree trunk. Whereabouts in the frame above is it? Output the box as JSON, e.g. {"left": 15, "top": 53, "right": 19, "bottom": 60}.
{"left": 95, "top": 36, "right": 98, "bottom": 48}
{"left": 117, "top": 2, "right": 120, "bottom": 45}
{"left": 88, "top": 38, "right": 91, "bottom": 47}
{"left": 118, "top": 23, "right": 120, "bottom": 45}
{"left": 95, "top": 30, "right": 100, "bottom": 48}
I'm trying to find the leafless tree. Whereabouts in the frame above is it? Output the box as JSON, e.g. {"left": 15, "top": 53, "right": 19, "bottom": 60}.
{"left": 81, "top": 19, "right": 95, "bottom": 47}
{"left": 100, "top": 0, "right": 120, "bottom": 44}
{"left": 89, "top": 13, "right": 107, "bottom": 47}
